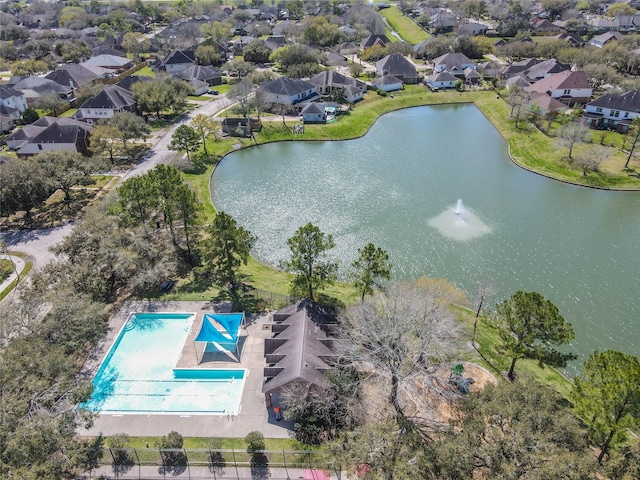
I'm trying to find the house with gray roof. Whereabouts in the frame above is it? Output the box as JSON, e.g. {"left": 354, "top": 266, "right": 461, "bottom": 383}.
{"left": 584, "top": 90, "right": 640, "bottom": 132}
{"left": 372, "top": 74, "right": 404, "bottom": 92}
{"left": 174, "top": 65, "right": 223, "bottom": 86}
{"left": 10, "top": 77, "right": 73, "bottom": 106}
{"left": 157, "top": 49, "right": 197, "bottom": 73}
{"left": 588, "top": 31, "right": 623, "bottom": 48}
{"left": 5, "top": 116, "right": 92, "bottom": 156}
{"left": 259, "top": 77, "right": 319, "bottom": 107}
{"left": 45, "top": 64, "right": 98, "bottom": 94}
{"left": 361, "top": 34, "right": 391, "bottom": 49}
{"left": 523, "top": 58, "right": 569, "bottom": 82}
{"left": 75, "top": 85, "right": 136, "bottom": 124}
{"left": 262, "top": 300, "right": 337, "bottom": 405}
{"left": 433, "top": 52, "right": 476, "bottom": 77}
{"left": 0, "top": 85, "right": 28, "bottom": 120}
{"left": 308, "top": 70, "right": 367, "bottom": 99}
{"left": 376, "top": 54, "right": 418, "bottom": 84}
{"left": 83, "top": 54, "right": 134, "bottom": 70}
{"left": 426, "top": 71, "right": 457, "bottom": 89}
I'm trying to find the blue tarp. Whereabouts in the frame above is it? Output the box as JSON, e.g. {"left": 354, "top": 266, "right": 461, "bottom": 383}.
{"left": 194, "top": 313, "right": 243, "bottom": 351}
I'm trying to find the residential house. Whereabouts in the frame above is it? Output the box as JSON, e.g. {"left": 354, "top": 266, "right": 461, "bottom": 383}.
{"left": 525, "top": 70, "right": 592, "bottom": 106}
{"left": 553, "top": 32, "right": 585, "bottom": 47}
{"left": 45, "top": 64, "right": 98, "bottom": 97}
{"left": 372, "top": 74, "right": 404, "bottom": 92}
{"left": 430, "top": 9, "right": 456, "bottom": 33}
{"left": 259, "top": 77, "right": 319, "bottom": 107}
{"left": 501, "top": 58, "right": 541, "bottom": 79}
{"left": 300, "top": 102, "right": 327, "bottom": 123}
{"left": 523, "top": 58, "right": 569, "bottom": 82}
{"left": 175, "top": 65, "right": 223, "bottom": 86}
{"left": 308, "top": 70, "right": 367, "bottom": 101}
{"left": 0, "top": 113, "right": 14, "bottom": 132}
{"left": 262, "top": 300, "right": 337, "bottom": 407}
{"left": 456, "top": 22, "right": 489, "bottom": 36}
{"left": 587, "top": 17, "right": 620, "bottom": 32}
{"left": 376, "top": 54, "right": 418, "bottom": 84}
{"left": 528, "top": 92, "right": 568, "bottom": 116}
{"left": 360, "top": 34, "right": 391, "bottom": 49}
{"left": 584, "top": 90, "right": 640, "bottom": 132}
{"left": 433, "top": 52, "right": 476, "bottom": 77}
{"left": 588, "top": 31, "right": 623, "bottom": 48}
{"left": 157, "top": 49, "right": 196, "bottom": 73}
{"left": 5, "top": 116, "right": 92, "bottom": 156}
{"left": 83, "top": 54, "right": 134, "bottom": 71}
{"left": 426, "top": 71, "right": 457, "bottom": 89}
{"left": 464, "top": 67, "right": 482, "bottom": 85}
{"left": 229, "top": 35, "right": 256, "bottom": 53}
{"left": 116, "top": 75, "right": 153, "bottom": 91}
{"left": 9, "top": 77, "right": 73, "bottom": 106}
{"left": 531, "top": 19, "right": 560, "bottom": 33}
{"left": 0, "top": 85, "right": 28, "bottom": 121}
{"left": 75, "top": 85, "right": 136, "bottom": 124}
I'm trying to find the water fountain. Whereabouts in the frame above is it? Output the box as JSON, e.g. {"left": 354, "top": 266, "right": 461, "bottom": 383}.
{"left": 428, "top": 199, "right": 491, "bottom": 241}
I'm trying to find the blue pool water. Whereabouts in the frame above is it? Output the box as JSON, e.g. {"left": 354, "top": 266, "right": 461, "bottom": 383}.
{"left": 83, "top": 313, "right": 247, "bottom": 414}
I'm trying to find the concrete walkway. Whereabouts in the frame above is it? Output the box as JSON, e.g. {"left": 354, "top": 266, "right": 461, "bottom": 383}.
{"left": 0, "top": 253, "right": 27, "bottom": 300}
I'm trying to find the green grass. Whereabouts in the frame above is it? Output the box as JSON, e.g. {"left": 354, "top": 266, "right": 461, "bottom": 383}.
{"left": 0, "top": 253, "right": 33, "bottom": 303}
{"left": 380, "top": 6, "right": 430, "bottom": 44}
{"left": 133, "top": 65, "right": 155, "bottom": 77}
{"left": 0, "top": 259, "right": 13, "bottom": 283}
{"left": 187, "top": 95, "right": 210, "bottom": 101}
{"left": 123, "top": 436, "right": 303, "bottom": 450}
{"left": 59, "top": 108, "right": 77, "bottom": 118}
{"left": 87, "top": 175, "right": 114, "bottom": 189}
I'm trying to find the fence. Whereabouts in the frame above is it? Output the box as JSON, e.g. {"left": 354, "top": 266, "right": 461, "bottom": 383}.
{"left": 85, "top": 448, "right": 342, "bottom": 480}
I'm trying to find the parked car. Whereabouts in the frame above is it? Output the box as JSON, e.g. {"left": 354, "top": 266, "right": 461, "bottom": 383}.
{"left": 160, "top": 280, "right": 175, "bottom": 292}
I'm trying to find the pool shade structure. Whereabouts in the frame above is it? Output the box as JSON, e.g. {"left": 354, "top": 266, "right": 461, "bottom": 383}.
{"left": 194, "top": 313, "right": 244, "bottom": 363}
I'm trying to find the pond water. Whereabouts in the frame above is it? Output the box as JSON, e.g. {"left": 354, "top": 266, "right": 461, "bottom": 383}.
{"left": 211, "top": 104, "right": 640, "bottom": 373}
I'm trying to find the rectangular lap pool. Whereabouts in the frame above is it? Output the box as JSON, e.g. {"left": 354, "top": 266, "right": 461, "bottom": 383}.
{"left": 82, "top": 313, "right": 246, "bottom": 415}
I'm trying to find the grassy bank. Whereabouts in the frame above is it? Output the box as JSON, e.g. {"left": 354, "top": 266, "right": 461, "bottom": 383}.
{"left": 380, "top": 6, "right": 430, "bottom": 44}
{"left": 0, "top": 252, "right": 33, "bottom": 303}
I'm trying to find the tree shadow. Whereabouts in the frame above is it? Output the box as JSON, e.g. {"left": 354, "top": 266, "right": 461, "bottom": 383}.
{"left": 250, "top": 453, "right": 270, "bottom": 480}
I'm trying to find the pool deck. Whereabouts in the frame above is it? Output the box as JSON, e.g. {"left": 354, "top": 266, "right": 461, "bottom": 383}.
{"left": 78, "top": 300, "right": 294, "bottom": 439}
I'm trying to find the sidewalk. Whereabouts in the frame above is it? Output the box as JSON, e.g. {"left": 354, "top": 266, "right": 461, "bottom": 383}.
{"left": 86, "top": 464, "right": 347, "bottom": 480}
{"left": 0, "top": 253, "right": 26, "bottom": 298}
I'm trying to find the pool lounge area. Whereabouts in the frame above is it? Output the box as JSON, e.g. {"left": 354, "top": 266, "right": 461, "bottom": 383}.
{"left": 79, "top": 300, "right": 292, "bottom": 438}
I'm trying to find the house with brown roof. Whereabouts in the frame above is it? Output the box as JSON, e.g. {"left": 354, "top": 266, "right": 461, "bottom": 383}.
{"left": 262, "top": 300, "right": 338, "bottom": 407}
{"left": 525, "top": 70, "right": 592, "bottom": 106}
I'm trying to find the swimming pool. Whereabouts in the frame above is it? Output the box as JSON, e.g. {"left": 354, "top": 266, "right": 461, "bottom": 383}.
{"left": 83, "top": 313, "right": 247, "bottom": 415}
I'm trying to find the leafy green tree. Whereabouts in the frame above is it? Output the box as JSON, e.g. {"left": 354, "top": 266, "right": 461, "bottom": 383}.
{"left": 0, "top": 156, "right": 51, "bottom": 218}
{"left": 573, "top": 350, "right": 640, "bottom": 464}
{"left": 195, "top": 44, "right": 222, "bottom": 66}
{"left": 190, "top": 114, "right": 218, "bottom": 155}
{"left": 122, "top": 32, "right": 150, "bottom": 61}
{"left": 243, "top": 39, "right": 273, "bottom": 64}
{"left": 91, "top": 123, "right": 123, "bottom": 164}
{"left": 351, "top": 242, "right": 391, "bottom": 302}
{"left": 106, "top": 111, "right": 150, "bottom": 153}
{"left": 35, "top": 151, "right": 94, "bottom": 202}
{"left": 35, "top": 92, "right": 67, "bottom": 116}
{"left": 169, "top": 124, "right": 201, "bottom": 162}
{"left": 198, "top": 211, "right": 256, "bottom": 296}
{"left": 281, "top": 223, "right": 338, "bottom": 300}
{"left": 269, "top": 44, "right": 317, "bottom": 69}
{"left": 58, "top": 40, "right": 91, "bottom": 63}
{"left": 115, "top": 175, "right": 158, "bottom": 234}
{"left": 21, "top": 107, "right": 39, "bottom": 124}
{"left": 200, "top": 20, "right": 233, "bottom": 45}
{"left": 149, "top": 164, "right": 185, "bottom": 245}
{"left": 606, "top": 3, "right": 636, "bottom": 17}
{"left": 172, "top": 183, "right": 202, "bottom": 262}
{"left": 495, "top": 291, "right": 576, "bottom": 380}
{"left": 427, "top": 380, "right": 598, "bottom": 479}
{"left": 244, "top": 431, "right": 265, "bottom": 454}
{"left": 155, "top": 431, "right": 185, "bottom": 469}
{"left": 132, "top": 78, "right": 193, "bottom": 119}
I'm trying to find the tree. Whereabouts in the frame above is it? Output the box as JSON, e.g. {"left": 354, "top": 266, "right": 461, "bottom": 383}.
{"left": 122, "top": 32, "right": 150, "bottom": 61}
{"left": 172, "top": 183, "right": 202, "bottom": 262}
{"left": 195, "top": 44, "right": 222, "bottom": 66}
{"left": 559, "top": 120, "right": 589, "bottom": 160}
{"left": 155, "top": 431, "right": 185, "bottom": 470}
{"left": 472, "top": 278, "right": 494, "bottom": 347}
{"left": 574, "top": 144, "right": 609, "bottom": 176}
{"left": 200, "top": 20, "right": 232, "bottom": 45}
{"left": 35, "top": 151, "right": 94, "bottom": 202}
{"left": 606, "top": 3, "right": 636, "bottom": 17}
{"left": 21, "top": 107, "right": 39, "bottom": 124}
{"left": 243, "top": 39, "right": 272, "bottom": 64}
{"left": 506, "top": 85, "right": 528, "bottom": 128}
{"left": 190, "top": 114, "right": 218, "bottom": 155}
{"left": 339, "top": 281, "right": 460, "bottom": 422}
{"left": 132, "top": 78, "right": 192, "bottom": 119}
{"left": 106, "top": 111, "right": 150, "bottom": 153}
{"left": 351, "top": 243, "right": 391, "bottom": 302}
{"left": 281, "top": 223, "right": 338, "bottom": 300}
{"left": 428, "top": 380, "right": 598, "bottom": 479}
{"left": 0, "top": 157, "right": 51, "bottom": 218}
{"left": 198, "top": 211, "right": 256, "bottom": 296}
{"left": 58, "top": 41, "right": 91, "bottom": 63}
{"left": 228, "top": 78, "right": 254, "bottom": 117}
{"left": 91, "top": 123, "right": 123, "bottom": 164}
{"left": 495, "top": 291, "right": 576, "bottom": 380}
{"left": 573, "top": 350, "right": 640, "bottom": 464}
{"left": 35, "top": 92, "right": 67, "bottom": 116}
{"left": 169, "top": 124, "right": 201, "bottom": 162}
{"left": 624, "top": 117, "right": 640, "bottom": 168}
{"left": 11, "top": 58, "right": 51, "bottom": 76}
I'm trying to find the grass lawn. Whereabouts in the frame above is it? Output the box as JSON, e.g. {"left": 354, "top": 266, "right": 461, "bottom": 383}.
{"left": 59, "top": 108, "right": 78, "bottom": 118}
{"left": 380, "top": 6, "right": 430, "bottom": 44}
{"left": 133, "top": 65, "right": 155, "bottom": 77}
{"left": 0, "top": 253, "right": 33, "bottom": 303}
{"left": 187, "top": 95, "right": 210, "bottom": 102}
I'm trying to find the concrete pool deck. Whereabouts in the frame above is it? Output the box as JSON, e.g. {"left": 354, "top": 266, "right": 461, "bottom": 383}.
{"left": 78, "top": 300, "right": 294, "bottom": 439}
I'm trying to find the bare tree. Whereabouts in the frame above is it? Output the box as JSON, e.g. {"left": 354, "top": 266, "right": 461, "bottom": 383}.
{"left": 574, "top": 144, "right": 609, "bottom": 176}
{"left": 559, "top": 120, "right": 589, "bottom": 160}
{"left": 472, "top": 278, "right": 495, "bottom": 348}
{"left": 339, "top": 281, "right": 461, "bottom": 425}
{"left": 506, "top": 86, "right": 529, "bottom": 128}
{"left": 624, "top": 117, "right": 640, "bottom": 168}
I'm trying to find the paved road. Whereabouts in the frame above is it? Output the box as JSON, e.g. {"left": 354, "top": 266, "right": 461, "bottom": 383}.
{"left": 3, "top": 95, "right": 233, "bottom": 269}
